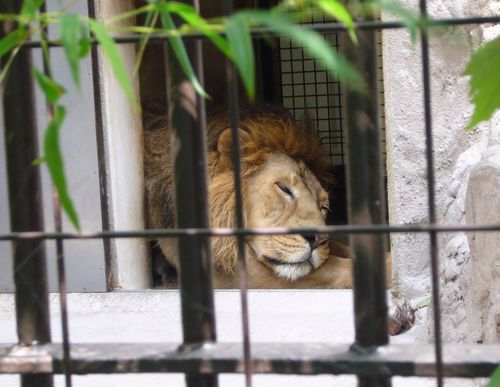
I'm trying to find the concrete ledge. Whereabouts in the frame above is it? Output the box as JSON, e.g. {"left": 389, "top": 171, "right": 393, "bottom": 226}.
{"left": 0, "top": 291, "right": 487, "bottom": 387}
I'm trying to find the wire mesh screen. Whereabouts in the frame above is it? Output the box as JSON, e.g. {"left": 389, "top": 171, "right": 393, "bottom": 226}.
{"left": 279, "top": 11, "right": 387, "bottom": 168}
{"left": 280, "top": 33, "right": 346, "bottom": 166}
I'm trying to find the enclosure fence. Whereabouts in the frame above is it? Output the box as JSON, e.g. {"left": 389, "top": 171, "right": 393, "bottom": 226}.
{"left": 1, "top": 1, "right": 500, "bottom": 387}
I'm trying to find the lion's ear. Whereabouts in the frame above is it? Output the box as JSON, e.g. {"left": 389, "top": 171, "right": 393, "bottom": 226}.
{"left": 216, "top": 127, "right": 255, "bottom": 162}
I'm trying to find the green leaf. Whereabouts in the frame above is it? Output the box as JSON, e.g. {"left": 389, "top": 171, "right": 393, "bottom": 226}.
{"left": 151, "top": 2, "right": 233, "bottom": 59}
{"left": 133, "top": 8, "right": 157, "bottom": 74}
{"left": 20, "top": 0, "right": 45, "bottom": 20}
{"left": 158, "top": 9, "right": 209, "bottom": 98}
{"left": 151, "top": 2, "right": 197, "bottom": 18}
{"left": 43, "top": 105, "right": 81, "bottom": 231}
{"left": 415, "top": 297, "right": 431, "bottom": 310}
{"left": 374, "top": 0, "right": 420, "bottom": 43}
{"left": 78, "top": 23, "right": 91, "bottom": 59}
{"left": 225, "top": 15, "right": 255, "bottom": 100}
{"left": 487, "top": 366, "right": 500, "bottom": 387}
{"left": 32, "top": 157, "right": 43, "bottom": 166}
{"left": 179, "top": 14, "right": 233, "bottom": 59}
{"left": 61, "top": 13, "right": 82, "bottom": 88}
{"left": 234, "top": 10, "right": 363, "bottom": 92}
{"left": 0, "top": 29, "right": 26, "bottom": 58}
{"left": 169, "top": 4, "right": 233, "bottom": 59}
{"left": 89, "top": 20, "right": 137, "bottom": 107}
{"left": 19, "top": 0, "right": 44, "bottom": 29}
{"left": 464, "top": 36, "right": 500, "bottom": 131}
{"left": 130, "top": 1, "right": 232, "bottom": 82}
{"left": 315, "top": 0, "right": 357, "bottom": 43}
{"left": 33, "top": 68, "right": 66, "bottom": 104}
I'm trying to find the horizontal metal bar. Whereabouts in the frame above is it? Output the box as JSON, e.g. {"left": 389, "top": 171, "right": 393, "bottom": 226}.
{"left": 20, "top": 16, "right": 500, "bottom": 49}
{"left": 1, "top": 343, "right": 498, "bottom": 377}
{"left": 0, "top": 223, "right": 499, "bottom": 241}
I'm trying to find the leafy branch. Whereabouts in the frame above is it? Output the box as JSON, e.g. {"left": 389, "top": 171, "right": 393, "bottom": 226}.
{"left": 0, "top": 0, "right": 365, "bottom": 231}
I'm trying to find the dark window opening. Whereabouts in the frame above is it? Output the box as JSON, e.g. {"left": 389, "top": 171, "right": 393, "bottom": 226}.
{"left": 136, "top": 1, "right": 388, "bottom": 285}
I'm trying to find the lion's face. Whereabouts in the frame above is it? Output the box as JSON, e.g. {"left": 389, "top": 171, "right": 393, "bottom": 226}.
{"left": 145, "top": 105, "right": 336, "bottom": 288}
{"left": 245, "top": 152, "right": 330, "bottom": 281}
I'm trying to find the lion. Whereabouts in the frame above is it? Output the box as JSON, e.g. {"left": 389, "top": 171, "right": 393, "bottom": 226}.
{"left": 144, "top": 105, "right": 353, "bottom": 289}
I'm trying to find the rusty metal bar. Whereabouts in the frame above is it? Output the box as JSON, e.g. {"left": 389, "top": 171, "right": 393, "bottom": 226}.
{"left": 53, "top": 196, "right": 72, "bottom": 387}
{"left": 1, "top": 343, "right": 499, "bottom": 377}
{"left": 39, "top": 3, "right": 73, "bottom": 385}
{"left": 224, "top": 10, "right": 253, "bottom": 387}
{"left": 419, "top": 1, "right": 444, "bottom": 386}
{"left": 226, "top": 60, "right": 254, "bottom": 387}
{"left": 87, "top": 0, "right": 114, "bottom": 291}
{"left": 223, "top": 2, "right": 253, "bottom": 386}
{"left": 0, "top": 223, "right": 499, "bottom": 241}
{"left": 0, "top": 2, "right": 53, "bottom": 387}
{"left": 20, "top": 16, "right": 500, "bottom": 49}
{"left": 343, "top": 4, "right": 390, "bottom": 387}
{"left": 164, "top": 1, "right": 217, "bottom": 386}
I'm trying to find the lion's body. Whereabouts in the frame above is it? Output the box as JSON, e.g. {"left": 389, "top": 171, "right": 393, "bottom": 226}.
{"left": 144, "top": 106, "right": 353, "bottom": 288}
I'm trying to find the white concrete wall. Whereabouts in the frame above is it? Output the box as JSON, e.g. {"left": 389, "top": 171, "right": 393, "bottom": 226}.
{"left": 1, "top": 0, "right": 150, "bottom": 291}
{"left": 0, "top": 94, "right": 13, "bottom": 292}
{"left": 93, "top": 0, "right": 151, "bottom": 289}
{"left": 0, "top": 0, "right": 107, "bottom": 292}
{"left": 383, "top": 0, "right": 500, "bottom": 345}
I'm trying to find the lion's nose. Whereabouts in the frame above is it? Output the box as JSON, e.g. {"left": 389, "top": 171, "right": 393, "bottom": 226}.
{"left": 301, "top": 234, "right": 328, "bottom": 250}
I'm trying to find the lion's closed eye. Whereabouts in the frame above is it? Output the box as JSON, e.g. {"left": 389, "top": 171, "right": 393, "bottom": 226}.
{"left": 275, "top": 181, "right": 294, "bottom": 197}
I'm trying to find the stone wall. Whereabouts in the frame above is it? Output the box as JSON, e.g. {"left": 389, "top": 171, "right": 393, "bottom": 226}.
{"left": 383, "top": 0, "right": 500, "bottom": 344}
{"left": 464, "top": 125, "right": 500, "bottom": 344}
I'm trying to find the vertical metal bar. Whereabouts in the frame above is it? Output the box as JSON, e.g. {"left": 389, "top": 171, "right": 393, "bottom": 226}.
{"left": 0, "top": 2, "right": 53, "bottom": 387}
{"left": 223, "top": 2, "right": 253, "bottom": 386}
{"left": 419, "top": 2, "right": 443, "bottom": 386}
{"left": 164, "top": 1, "right": 217, "bottom": 386}
{"left": 54, "top": 197, "right": 73, "bottom": 387}
{"left": 343, "top": 4, "right": 390, "bottom": 387}
{"left": 39, "top": 3, "right": 73, "bottom": 385}
{"left": 226, "top": 57, "right": 254, "bottom": 387}
{"left": 87, "top": 0, "right": 114, "bottom": 291}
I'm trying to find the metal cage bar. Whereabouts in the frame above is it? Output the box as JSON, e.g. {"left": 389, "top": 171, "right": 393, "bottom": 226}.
{"left": 420, "top": 1, "right": 444, "bottom": 386}
{"left": 39, "top": 3, "right": 73, "bottom": 385}
{"left": 164, "top": 2, "right": 218, "bottom": 386}
{"left": 87, "top": 0, "right": 114, "bottom": 291}
{"left": 0, "top": 2, "right": 53, "bottom": 387}
{"left": 1, "top": 342, "right": 499, "bottom": 377}
{"left": 343, "top": 5, "right": 390, "bottom": 387}
{"left": 1, "top": 222, "right": 499, "bottom": 241}
{"left": 20, "top": 16, "right": 500, "bottom": 49}
{"left": 223, "top": 2, "right": 253, "bottom": 387}
{"left": 0, "top": 2, "right": 500, "bottom": 386}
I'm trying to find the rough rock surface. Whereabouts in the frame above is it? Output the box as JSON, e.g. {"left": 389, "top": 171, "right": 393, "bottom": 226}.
{"left": 464, "top": 141, "right": 500, "bottom": 344}
{"left": 383, "top": 0, "right": 500, "bottom": 350}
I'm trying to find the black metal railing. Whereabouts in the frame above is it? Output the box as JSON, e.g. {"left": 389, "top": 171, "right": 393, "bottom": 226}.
{"left": 1, "top": 1, "right": 500, "bottom": 387}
